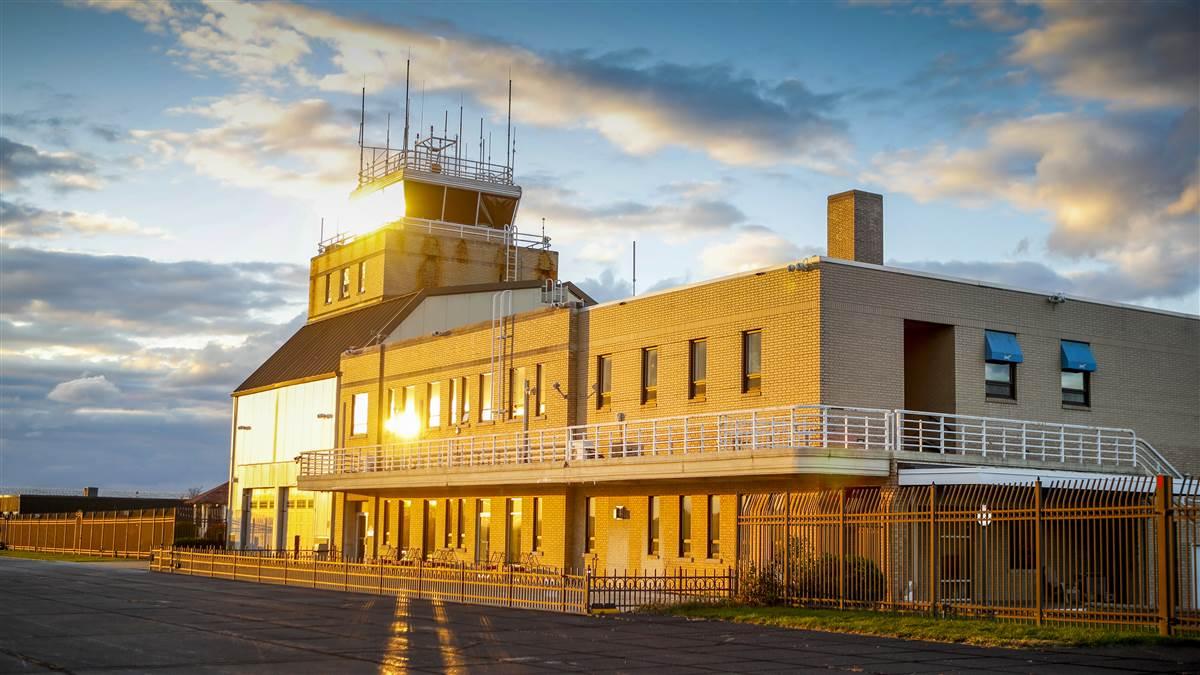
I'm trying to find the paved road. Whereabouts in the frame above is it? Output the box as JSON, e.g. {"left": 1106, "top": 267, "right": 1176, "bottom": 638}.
{"left": 1, "top": 558, "right": 1198, "bottom": 674}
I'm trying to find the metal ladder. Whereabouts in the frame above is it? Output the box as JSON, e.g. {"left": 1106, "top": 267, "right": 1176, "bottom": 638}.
{"left": 503, "top": 225, "right": 519, "bottom": 282}
{"left": 490, "top": 290, "right": 514, "bottom": 419}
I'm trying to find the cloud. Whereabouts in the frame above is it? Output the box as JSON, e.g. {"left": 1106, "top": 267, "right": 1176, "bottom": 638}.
{"left": 1013, "top": 1, "right": 1200, "bottom": 109}
{"left": 47, "top": 375, "right": 121, "bottom": 405}
{"left": 699, "top": 226, "right": 818, "bottom": 275}
{"left": 522, "top": 179, "right": 747, "bottom": 243}
{"left": 1, "top": 199, "right": 163, "bottom": 239}
{"left": 92, "top": 0, "right": 851, "bottom": 170}
{"left": 133, "top": 93, "right": 357, "bottom": 206}
{"left": 866, "top": 109, "right": 1200, "bottom": 301}
{"left": 0, "top": 136, "right": 101, "bottom": 193}
{"left": 575, "top": 268, "right": 632, "bottom": 303}
{"left": 1, "top": 246, "right": 309, "bottom": 489}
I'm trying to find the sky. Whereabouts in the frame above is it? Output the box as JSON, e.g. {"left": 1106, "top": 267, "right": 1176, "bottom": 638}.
{"left": 1, "top": 0, "right": 1197, "bottom": 492}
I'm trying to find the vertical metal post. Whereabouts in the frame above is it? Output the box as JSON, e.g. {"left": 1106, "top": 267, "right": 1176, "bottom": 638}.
{"left": 928, "top": 484, "right": 937, "bottom": 615}
{"left": 1155, "top": 475, "right": 1175, "bottom": 636}
{"left": 1034, "top": 479, "right": 1044, "bottom": 626}
{"left": 783, "top": 491, "right": 792, "bottom": 601}
{"left": 838, "top": 488, "right": 846, "bottom": 609}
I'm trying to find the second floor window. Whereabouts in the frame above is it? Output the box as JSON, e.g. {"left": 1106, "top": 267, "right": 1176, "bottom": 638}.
{"left": 480, "top": 372, "right": 493, "bottom": 421}
{"left": 351, "top": 392, "right": 368, "bottom": 436}
{"left": 427, "top": 381, "right": 441, "bottom": 428}
{"left": 985, "top": 362, "right": 1015, "bottom": 399}
{"left": 324, "top": 273, "right": 333, "bottom": 305}
{"left": 641, "top": 347, "right": 658, "bottom": 405}
{"left": 742, "top": 330, "right": 762, "bottom": 394}
{"left": 1062, "top": 370, "right": 1090, "bottom": 406}
{"left": 510, "top": 366, "right": 526, "bottom": 418}
{"left": 597, "top": 355, "right": 612, "bottom": 410}
{"left": 340, "top": 268, "right": 351, "bottom": 299}
{"left": 535, "top": 364, "right": 546, "bottom": 416}
{"left": 689, "top": 339, "right": 706, "bottom": 400}
{"left": 358, "top": 261, "right": 367, "bottom": 294}
{"left": 449, "top": 377, "right": 460, "bottom": 425}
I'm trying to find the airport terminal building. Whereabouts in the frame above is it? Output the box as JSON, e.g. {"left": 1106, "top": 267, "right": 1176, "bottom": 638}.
{"left": 225, "top": 133, "right": 1198, "bottom": 576}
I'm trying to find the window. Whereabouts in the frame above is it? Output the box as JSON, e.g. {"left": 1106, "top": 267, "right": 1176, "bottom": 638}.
{"left": 351, "top": 392, "right": 368, "bottom": 436}
{"left": 461, "top": 376, "right": 471, "bottom": 423}
{"left": 689, "top": 339, "right": 707, "bottom": 400}
{"left": 1061, "top": 340, "right": 1096, "bottom": 406}
{"left": 1062, "top": 370, "right": 1090, "bottom": 406}
{"left": 443, "top": 499, "right": 453, "bottom": 548}
{"left": 707, "top": 495, "right": 721, "bottom": 558}
{"left": 597, "top": 355, "right": 612, "bottom": 410}
{"left": 535, "top": 364, "right": 545, "bottom": 416}
{"left": 404, "top": 384, "right": 416, "bottom": 419}
{"left": 510, "top": 366, "right": 526, "bottom": 418}
{"left": 340, "top": 267, "right": 351, "bottom": 299}
{"left": 324, "top": 273, "right": 333, "bottom": 305}
{"left": 584, "top": 497, "right": 596, "bottom": 553}
{"left": 648, "top": 496, "right": 660, "bottom": 556}
{"left": 532, "top": 497, "right": 543, "bottom": 552}
{"left": 984, "top": 330, "right": 1023, "bottom": 399}
{"left": 985, "top": 362, "right": 1016, "bottom": 399}
{"left": 505, "top": 498, "right": 522, "bottom": 563}
{"left": 423, "top": 500, "right": 437, "bottom": 558}
{"left": 742, "top": 330, "right": 762, "bottom": 394}
{"left": 449, "top": 378, "right": 460, "bottom": 425}
{"left": 456, "top": 498, "right": 466, "bottom": 548}
{"left": 679, "top": 496, "right": 693, "bottom": 557}
{"left": 641, "top": 347, "right": 658, "bottom": 405}
{"left": 475, "top": 499, "right": 491, "bottom": 563}
{"left": 427, "top": 381, "right": 441, "bottom": 428}
{"left": 358, "top": 261, "right": 367, "bottom": 294}
{"left": 480, "top": 373, "right": 493, "bottom": 421}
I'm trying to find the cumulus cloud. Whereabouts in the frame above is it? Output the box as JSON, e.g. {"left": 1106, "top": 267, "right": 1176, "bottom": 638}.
{"left": 575, "top": 268, "right": 632, "bottom": 303}
{"left": 46, "top": 375, "right": 121, "bottom": 405}
{"left": 699, "top": 226, "right": 818, "bottom": 275}
{"left": 132, "top": 93, "right": 358, "bottom": 206}
{"left": 1013, "top": 1, "right": 1200, "bottom": 110}
{"left": 0, "top": 136, "right": 101, "bottom": 193}
{"left": 1, "top": 199, "right": 163, "bottom": 239}
{"left": 866, "top": 109, "right": 1200, "bottom": 301}
{"left": 92, "top": 0, "right": 850, "bottom": 170}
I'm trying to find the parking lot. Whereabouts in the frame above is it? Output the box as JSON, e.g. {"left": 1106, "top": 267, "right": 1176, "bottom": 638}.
{"left": 2, "top": 557, "right": 1199, "bottom": 674}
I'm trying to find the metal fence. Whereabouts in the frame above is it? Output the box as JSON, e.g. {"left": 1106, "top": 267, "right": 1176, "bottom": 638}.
{"left": 587, "top": 567, "right": 736, "bottom": 612}
{"left": 738, "top": 476, "right": 1199, "bottom": 635}
{"left": 152, "top": 548, "right": 590, "bottom": 614}
{"left": 1, "top": 506, "right": 222, "bottom": 559}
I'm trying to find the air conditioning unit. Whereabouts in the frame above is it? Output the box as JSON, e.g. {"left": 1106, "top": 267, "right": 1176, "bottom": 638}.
{"left": 612, "top": 506, "right": 630, "bottom": 520}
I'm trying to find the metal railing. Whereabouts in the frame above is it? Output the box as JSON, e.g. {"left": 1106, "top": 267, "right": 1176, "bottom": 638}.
{"left": 299, "top": 405, "right": 1180, "bottom": 479}
{"left": 738, "top": 476, "right": 1200, "bottom": 636}
{"left": 298, "top": 405, "right": 892, "bottom": 477}
{"left": 317, "top": 217, "right": 548, "bottom": 253}
{"left": 1, "top": 508, "right": 182, "bottom": 559}
{"left": 358, "top": 146, "right": 514, "bottom": 188}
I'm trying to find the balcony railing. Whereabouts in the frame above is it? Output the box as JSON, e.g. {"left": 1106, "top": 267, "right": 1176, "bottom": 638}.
{"left": 297, "top": 405, "right": 1182, "bottom": 480}
{"left": 318, "top": 216, "right": 549, "bottom": 253}
{"left": 358, "top": 146, "right": 514, "bottom": 188}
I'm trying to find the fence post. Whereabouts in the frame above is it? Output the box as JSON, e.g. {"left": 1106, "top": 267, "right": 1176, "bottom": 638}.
{"left": 1034, "top": 480, "right": 1043, "bottom": 626}
{"left": 783, "top": 491, "right": 792, "bottom": 602}
{"left": 460, "top": 562, "right": 466, "bottom": 603}
{"left": 378, "top": 560, "right": 384, "bottom": 595}
{"left": 1155, "top": 475, "right": 1175, "bottom": 636}
{"left": 585, "top": 568, "right": 592, "bottom": 614}
{"left": 560, "top": 570, "right": 567, "bottom": 613}
{"left": 838, "top": 488, "right": 846, "bottom": 610}
{"left": 417, "top": 558, "right": 423, "bottom": 599}
{"left": 344, "top": 559, "right": 349, "bottom": 592}
{"left": 284, "top": 554, "right": 289, "bottom": 586}
{"left": 928, "top": 484, "right": 937, "bottom": 616}
{"left": 509, "top": 565, "right": 515, "bottom": 608}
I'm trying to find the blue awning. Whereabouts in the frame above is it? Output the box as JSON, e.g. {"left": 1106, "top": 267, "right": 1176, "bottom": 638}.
{"left": 984, "top": 330, "right": 1024, "bottom": 363}
{"left": 1061, "top": 340, "right": 1097, "bottom": 372}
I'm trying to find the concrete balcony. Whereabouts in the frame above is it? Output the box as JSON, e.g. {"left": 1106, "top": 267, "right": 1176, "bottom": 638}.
{"left": 296, "top": 405, "right": 1180, "bottom": 492}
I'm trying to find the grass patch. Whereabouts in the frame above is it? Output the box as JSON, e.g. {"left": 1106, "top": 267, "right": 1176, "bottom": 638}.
{"left": 0, "top": 549, "right": 131, "bottom": 563}
{"left": 660, "top": 604, "right": 1198, "bottom": 649}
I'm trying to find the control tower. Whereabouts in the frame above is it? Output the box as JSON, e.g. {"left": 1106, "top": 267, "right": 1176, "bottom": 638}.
{"left": 307, "top": 87, "right": 557, "bottom": 322}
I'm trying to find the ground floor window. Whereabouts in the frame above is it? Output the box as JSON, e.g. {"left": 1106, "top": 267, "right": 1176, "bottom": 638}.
{"left": 475, "top": 499, "right": 491, "bottom": 563}
{"left": 506, "top": 498, "right": 522, "bottom": 563}
{"left": 707, "top": 495, "right": 720, "bottom": 558}
{"left": 585, "top": 497, "right": 596, "bottom": 553}
{"left": 679, "top": 496, "right": 693, "bottom": 557}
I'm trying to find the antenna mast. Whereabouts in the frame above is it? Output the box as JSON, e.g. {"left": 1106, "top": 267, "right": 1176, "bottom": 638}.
{"left": 403, "top": 60, "right": 411, "bottom": 153}
{"left": 632, "top": 241, "right": 637, "bottom": 296}
{"left": 506, "top": 79, "right": 512, "bottom": 170}
{"left": 358, "top": 85, "right": 365, "bottom": 176}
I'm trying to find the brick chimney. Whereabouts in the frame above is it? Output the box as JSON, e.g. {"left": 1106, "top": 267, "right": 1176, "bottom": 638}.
{"left": 827, "top": 189, "right": 883, "bottom": 265}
